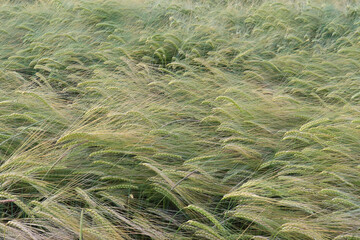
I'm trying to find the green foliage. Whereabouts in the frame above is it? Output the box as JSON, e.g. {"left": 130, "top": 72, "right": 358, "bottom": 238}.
{"left": 0, "top": 0, "right": 359, "bottom": 239}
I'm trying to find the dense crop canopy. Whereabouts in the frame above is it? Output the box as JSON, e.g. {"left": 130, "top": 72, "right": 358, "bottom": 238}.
{"left": 0, "top": 0, "right": 359, "bottom": 239}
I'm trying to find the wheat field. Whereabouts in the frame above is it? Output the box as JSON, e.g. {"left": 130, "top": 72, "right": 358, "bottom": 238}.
{"left": 0, "top": 0, "right": 359, "bottom": 239}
